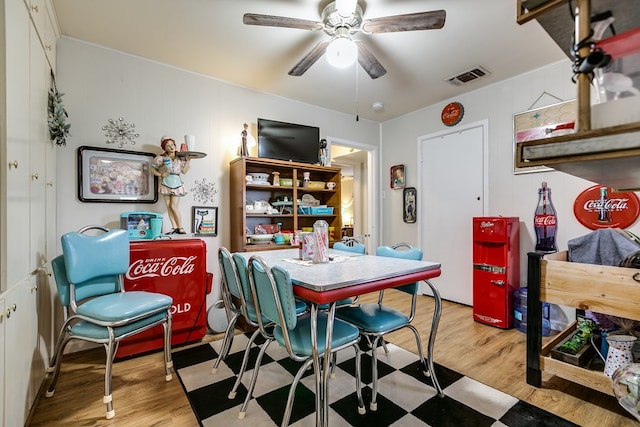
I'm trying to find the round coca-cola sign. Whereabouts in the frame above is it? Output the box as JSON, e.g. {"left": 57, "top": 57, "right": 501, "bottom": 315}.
{"left": 573, "top": 185, "right": 640, "bottom": 230}
{"left": 441, "top": 102, "right": 464, "bottom": 127}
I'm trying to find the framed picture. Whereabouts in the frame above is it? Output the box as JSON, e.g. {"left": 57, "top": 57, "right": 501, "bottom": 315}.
{"left": 192, "top": 206, "right": 218, "bottom": 236}
{"left": 77, "top": 146, "right": 158, "bottom": 203}
{"left": 513, "top": 99, "right": 576, "bottom": 174}
{"left": 390, "top": 164, "right": 405, "bottom": 189}
{"left": 403, "top": 187, "right": 417, "bottom": 223}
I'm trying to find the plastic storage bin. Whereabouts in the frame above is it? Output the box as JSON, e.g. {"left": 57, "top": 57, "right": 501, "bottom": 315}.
{"left": 513, "top": 287, "right": 551, "bottom": 336}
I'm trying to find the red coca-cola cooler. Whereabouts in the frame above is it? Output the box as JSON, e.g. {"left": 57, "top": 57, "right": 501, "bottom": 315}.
{"left": 472, "top": 217, "right": 520, "bottom": 329}
{"left": 118, "top": 238, "right": 211, "bottom": 358}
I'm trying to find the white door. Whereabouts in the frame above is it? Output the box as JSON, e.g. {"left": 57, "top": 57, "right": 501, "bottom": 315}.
{"left": 419, "top": 121, "right": 487, "bottom": 305}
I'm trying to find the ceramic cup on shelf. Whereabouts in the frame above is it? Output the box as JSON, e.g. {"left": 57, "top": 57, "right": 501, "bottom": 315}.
{"left": 326, "top": 182, "right": 336, "bottom": 190}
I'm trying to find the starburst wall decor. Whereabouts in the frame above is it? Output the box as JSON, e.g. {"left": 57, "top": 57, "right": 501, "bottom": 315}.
{"left": 101, "top": 117, "right": 140, "bottom": 147}
{"left": 191, "top": 178, "right": 218, "bottom": 204}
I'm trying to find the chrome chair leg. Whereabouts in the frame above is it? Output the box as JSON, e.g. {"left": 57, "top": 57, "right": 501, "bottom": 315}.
{"left": 424, "top": 279, "right": 443, "bottom": 396}
{"left": 369, "top": 336, "right": 382, "bottom": 411}
{"left": 238, "top": 337, "right": 273, "bottom": 419}
{"left": 211, "top": 312, "right": 240, "bottom": 374}
{"left": 228, "top": 328, "right": 261, "bottom": 399}
{"left": 282, "top": 358, "right": 314, "bottom": 427}
{"left": 104, "top": 336, "right": 116, "bottom": 420}
{"left": 45, "top": 334, "right": 73, "bottom": 397}
{"left": 354, "top": 344, "right": 366, "bottom": 415}
{"left": 381, "top": 339, "right": 390, "bottom": 354}
{"left": 163, "top": 316, "right": 174, "bottom": 380}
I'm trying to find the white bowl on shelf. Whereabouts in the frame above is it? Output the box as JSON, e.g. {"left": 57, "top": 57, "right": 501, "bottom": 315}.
{"left": 248, "top": 234, "right": 273, "bottom": 244}
{"left": 249, "top": 173, "right": 270, "bottom": 183}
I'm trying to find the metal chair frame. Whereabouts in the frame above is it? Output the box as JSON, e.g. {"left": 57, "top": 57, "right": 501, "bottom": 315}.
{"left": 47, "top": 225, "right": 173, "bottom": 419}
{"left": 335, "top": 242, "right": 443, "bottom": 411}
{"left": 242, "top": 255, "right": 365, "bottom": 426}
{"left": 214, "top": 248, "right": 307, "bottom": 404}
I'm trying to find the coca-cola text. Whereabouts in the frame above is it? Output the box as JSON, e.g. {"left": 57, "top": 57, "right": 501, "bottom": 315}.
{"left": 534, "top": 215, "right": 556, "bottom": 226}
{"left": 126, "top": 256, "right": 197, "bottom": 280}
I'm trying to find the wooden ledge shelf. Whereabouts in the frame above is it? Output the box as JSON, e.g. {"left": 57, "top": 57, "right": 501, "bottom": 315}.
{"left": 516, "top": 121, "right": 640, "bottom": 190}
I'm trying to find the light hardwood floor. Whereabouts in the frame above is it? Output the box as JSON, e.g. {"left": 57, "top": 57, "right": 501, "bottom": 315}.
{"left": 27, "top": 292, "right": 636, "bottom": 426}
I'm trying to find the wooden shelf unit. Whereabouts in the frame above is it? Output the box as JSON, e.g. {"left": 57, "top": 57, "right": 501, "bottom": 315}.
{"left": 516, "top": 0, "right": 640, "bottom": 190}
{"left": 229, "top": 157, "right": 342, "bottom": 252}
{"left": 526, "top": 251, "right": 640, "bottom": 395}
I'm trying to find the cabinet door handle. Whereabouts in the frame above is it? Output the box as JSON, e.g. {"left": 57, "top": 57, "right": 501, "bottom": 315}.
{"left": 491, "top": 280, "right": 505, "bottom": 286}
{"left": 32, "top": 173, "right": 39, "bottom": 180}
{"left": 6, "top": 304, "right": 17, "bottom": 318}
{"left": 31, "top": 5, "right": 39, "bottom": 12}
{"left": 9, "top": 160, "right": 18, "bottom": 169}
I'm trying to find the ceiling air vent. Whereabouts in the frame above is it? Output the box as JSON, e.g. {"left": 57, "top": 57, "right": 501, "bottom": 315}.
{"left": 446, "top": 66, "right": 491, "bottom": 86}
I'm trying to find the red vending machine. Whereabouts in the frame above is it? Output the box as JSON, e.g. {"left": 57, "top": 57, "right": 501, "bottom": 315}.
{"left": 118, "top": 238, "right": 211, "bottom": 358}
{"left": 472, "top": 217, "right": 520, "bottom": 329}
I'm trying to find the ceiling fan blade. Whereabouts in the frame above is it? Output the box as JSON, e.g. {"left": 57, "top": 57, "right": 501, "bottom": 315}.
{"left": 361, "top": 10, "right": 446, "bottom": 33}
{"left": 355, "top": 41, "right": 387, "bottom": 79}
{"left": 243, "top": 13, "right": 323, "bottom": 31}
{"left": 288, "top": 41, "right": 330, "bottom": 76}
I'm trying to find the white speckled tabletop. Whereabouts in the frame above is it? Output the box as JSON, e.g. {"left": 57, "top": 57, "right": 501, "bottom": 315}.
{"left": 239, "top": 248, "right": 441, "bottom": 292}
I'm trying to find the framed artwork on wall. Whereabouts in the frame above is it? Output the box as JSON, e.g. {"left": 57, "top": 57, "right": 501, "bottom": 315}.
{"left": 77, "top": 145, "right": 158, "bottom": 203}
{"left": 390, "top": 164, "right": 405, "bottom": 189}
{"left": 403, "top": 187, "right": 417, "bottom": 223}
{"left": 192, "top": 206, "right": 218, "bottom": 236}
{"left": 513, "top": 99, "right": 576, "bottom": 174}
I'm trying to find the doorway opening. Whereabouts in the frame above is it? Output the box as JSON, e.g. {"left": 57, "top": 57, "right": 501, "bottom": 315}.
{"left": 327, "top": 137, "right": 379, "bottom": 253}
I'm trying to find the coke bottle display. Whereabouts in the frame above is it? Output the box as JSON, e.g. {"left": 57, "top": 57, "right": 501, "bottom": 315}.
{"left": 597, "top": 186, "right": 613, "bottom": 223}
{"left": 534, "top": 181, "right": 558, "bottom": 253}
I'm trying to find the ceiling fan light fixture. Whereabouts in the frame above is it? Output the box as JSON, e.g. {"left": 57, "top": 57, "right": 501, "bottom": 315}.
{"left": 335, "top": 0, "right": 357, "bottom": 18}
{"left": 326, "top": 36, "right": 357, "bottom": 68}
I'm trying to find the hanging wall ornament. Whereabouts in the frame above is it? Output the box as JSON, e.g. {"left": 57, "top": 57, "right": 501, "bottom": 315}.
{"left": 191, "top": 178, "right": 218, "bottom": 204}
{"left": 101, "top": 117, "right": 140, "bottom": 147}
{"left": 48, "top": 72, "right": 71, "bottom": 146}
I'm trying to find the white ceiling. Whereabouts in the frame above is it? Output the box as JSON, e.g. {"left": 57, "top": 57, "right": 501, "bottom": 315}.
{"left": 50, "top": 0, "right": 568, "bottom": 122}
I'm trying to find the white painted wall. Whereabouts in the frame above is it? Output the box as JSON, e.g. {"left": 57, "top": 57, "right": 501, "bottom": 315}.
{"left": 55, "top": 37, "right": 380, "bottom": 309}
{"left": 379, "top": 59, "right": 640, "bottom": 323}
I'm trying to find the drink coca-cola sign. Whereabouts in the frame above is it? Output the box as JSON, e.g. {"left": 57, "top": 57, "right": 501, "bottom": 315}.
{"left": 573, "top": 185, "right": 640, "bottom": 230}
{"left": 126, "top": 255, "right": 197, "bottom": 280}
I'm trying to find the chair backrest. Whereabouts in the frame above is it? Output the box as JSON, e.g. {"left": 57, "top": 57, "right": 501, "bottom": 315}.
{"left": 60, "top": 228, "right": 130, "bottom": 304}
{"left": 376, "top": 243, "right": 423, "bottom": 295}
{"left": 218, "top": 247, "right": 259, "bottom": 323}
{"left": 247, "top": 256, "right": 298, "bottom": 333}
{"left": 333, "top": 241, "right": 366, "bottom": 254}
{"left": 231, "top": 253, "right": 252, "bottom": 305}
{"left": 51, "top": 255, "right": 72, "bottom": 308}
{"left": 218, "top": 247, "right": 242, "bottom": 300}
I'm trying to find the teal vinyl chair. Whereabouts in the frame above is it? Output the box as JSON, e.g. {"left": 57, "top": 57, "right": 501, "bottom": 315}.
{"left": 335, "top": 243, "right": 443, "bottom": 410}
{"left": 214, "top": 248, "right": 306, "bottom": 402}
{"left": 47, "top": 226, "right": 173, "bottom": 419}
{"left": 241, "top": 255, "right": 365, "bottom": 425}
{"left": 333, "top": 241, "right": 366, "bottom": 255}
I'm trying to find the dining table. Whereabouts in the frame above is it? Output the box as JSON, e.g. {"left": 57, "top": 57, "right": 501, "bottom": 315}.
{"left": 239, "top": 247, "right": 442, "bottom": 427}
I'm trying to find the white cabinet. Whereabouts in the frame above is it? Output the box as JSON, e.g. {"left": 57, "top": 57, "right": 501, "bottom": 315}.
{"left": 0, "top": 279, "right": 38, "bottom": 427}
{"left": 3, "top": 0, "right": 32, "bottom": 289}
{"left": 0, "top": 0, "right": 58, "bottom": 424}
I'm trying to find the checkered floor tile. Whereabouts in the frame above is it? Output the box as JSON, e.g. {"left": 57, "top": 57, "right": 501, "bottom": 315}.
{"left": 172, "top": 332, "right": 579, "bottom": 426}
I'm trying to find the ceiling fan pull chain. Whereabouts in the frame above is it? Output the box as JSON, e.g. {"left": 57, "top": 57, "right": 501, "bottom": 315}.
{"left": 355, "top": 63, "right": 359, "bottom": 122}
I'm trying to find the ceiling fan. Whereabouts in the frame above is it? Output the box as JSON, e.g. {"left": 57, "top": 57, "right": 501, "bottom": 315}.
{"left": 243, "top": 0, "right": 446, "bottom": 79}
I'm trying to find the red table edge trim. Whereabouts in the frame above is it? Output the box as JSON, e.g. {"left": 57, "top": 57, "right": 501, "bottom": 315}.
{"left": 293, "top": 268, "right": 442, "bottom": 305}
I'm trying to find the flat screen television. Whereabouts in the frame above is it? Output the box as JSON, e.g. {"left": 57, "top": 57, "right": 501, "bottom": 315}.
{"left": 257, "top": 118, "right": 320, "bottom": 164}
